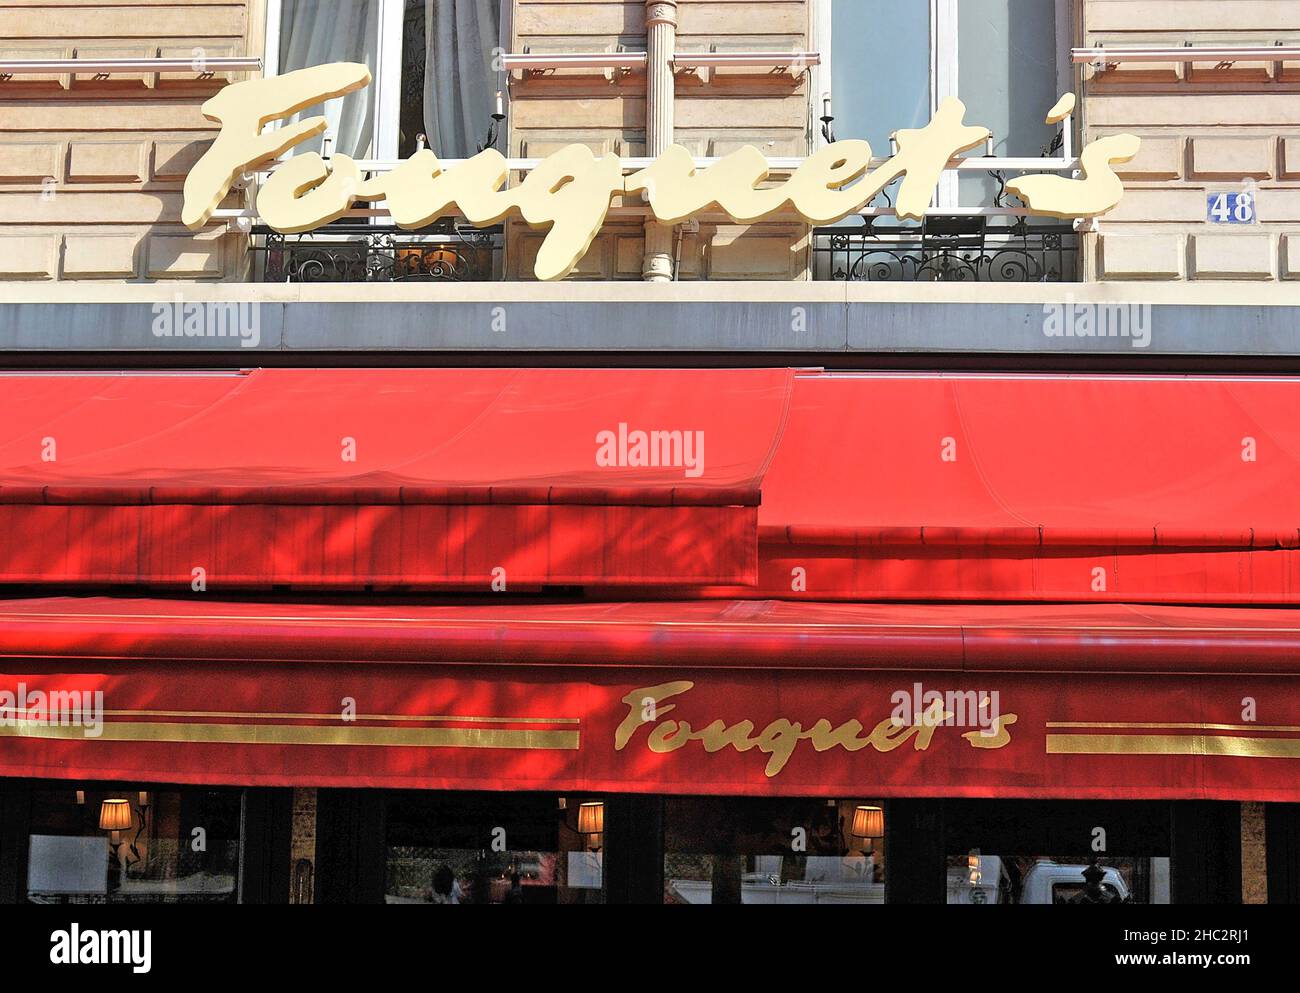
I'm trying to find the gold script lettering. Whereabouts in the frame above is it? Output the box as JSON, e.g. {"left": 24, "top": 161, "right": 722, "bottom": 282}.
{"left": 1006, "top": 94, "right": 1139, "bottom": 218}
{"left": 616, "top": 683, "right": 1017, "bottom": 779}
{"left": 963, "top": 698, "right": 1019, "bottom": 748}
{"left": 183, "top": 62, "right": 372, "bottom": 229}
{"left": 626, "top": 98, "right": 991, "bottom": 225}
{"left": 258, "top": 152, "right": 362, "bottom": 232}
{"left": 614, "top": 681, "right": 694, "bottom": 751}
{"left": 183, "top": 68, "right": 1141, "bottom": 279}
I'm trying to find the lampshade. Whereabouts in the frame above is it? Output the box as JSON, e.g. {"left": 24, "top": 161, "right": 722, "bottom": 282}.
{"left": 577, "top": 801, "right": 604, "bottom": 836}
{"left": 98, "top": 798, "right": 133, "bottom": 832}
{"left": 851, "top": 805, "right": 884, "bottom": 840}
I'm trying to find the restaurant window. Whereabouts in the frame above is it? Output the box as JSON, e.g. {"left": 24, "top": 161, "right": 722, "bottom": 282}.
{"left": 947, "top": 855, "right": 1172, "bottom": 905}
{"left": 26, "top": 786, "right": 244, "bottom": 904}
{"left": 664, "top": 798, "right": 886, "bottom": 905}
{"left": 383, "top": 792, "right": 605, "bottom": 904}
{"left": 266, "top": 0, "right": 508, "bottom": 161}
{"left": 820, "top": 0, "right": 1069, "bottom": 208}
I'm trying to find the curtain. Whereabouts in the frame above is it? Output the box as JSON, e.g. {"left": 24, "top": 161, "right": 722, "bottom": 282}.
{"left": 424, "top": 0, "right": 502, "bottom": 159}
{"left": 279, "top": 0, "right": 382, "bottom": 159}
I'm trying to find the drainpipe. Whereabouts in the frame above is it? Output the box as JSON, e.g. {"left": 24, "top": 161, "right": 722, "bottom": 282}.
{"left": 641, "top": 1, "right": 678, "bottom": 282}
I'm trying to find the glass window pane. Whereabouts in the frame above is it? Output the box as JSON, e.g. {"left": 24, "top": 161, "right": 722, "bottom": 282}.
{"left": 383, "top": 792, "right": 604, "bottom": 904}
{"left": 27, "top": 787, "right": 243, "bottom": 904}
{"left": 947, "top": 855, "right": 1172, "bottom": 905}
{"left": 958, "top": 0, "right": 1059, "bottom": 206}
{"left": 279, "top": 0, "right": 381, "bottom": 158}
{"left": 831, "top": 0, "right": 930, "bottom": 153}
{"left": 664, "top": 798, "right": 885, "bottom": 905}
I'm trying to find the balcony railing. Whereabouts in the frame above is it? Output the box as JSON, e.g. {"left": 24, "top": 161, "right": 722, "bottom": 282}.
{"left": 813, "top": 217, "right": 1078, "bottom": 283}
{"left": 249, "top": 214, "right": 1074, "bottom": 283}
{"left": 251, "top": 222, "right": 503, "bottom": 282}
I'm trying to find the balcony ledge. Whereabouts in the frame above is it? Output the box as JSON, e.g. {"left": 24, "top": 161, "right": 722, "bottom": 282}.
{"left": 3, "top": 281, "right": 1300, "bottom": 308}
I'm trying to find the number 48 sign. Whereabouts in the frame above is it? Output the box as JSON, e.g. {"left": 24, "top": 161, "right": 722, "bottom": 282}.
{"left": 1207, "top": 191, "right": 1257, "bottom": 224}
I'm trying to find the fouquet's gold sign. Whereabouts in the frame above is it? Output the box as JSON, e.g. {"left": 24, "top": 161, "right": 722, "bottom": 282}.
{"left": 614, "top": 682, "right": 1017, "bottom": 778}
{"left": 184, "top": 63, "right": 1142, "bottom": 281}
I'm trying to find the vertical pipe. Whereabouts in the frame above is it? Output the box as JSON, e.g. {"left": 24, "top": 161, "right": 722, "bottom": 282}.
{"left": 642, "top": 1, "right": 678, "bottom": 281}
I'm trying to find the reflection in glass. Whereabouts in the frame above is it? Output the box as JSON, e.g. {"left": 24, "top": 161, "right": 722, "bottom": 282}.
{"left": 383, "top": 792, "right": 604, "bottom": 904}
{"left": 831, "top": 0, "right": 930, "bottom": 153}
{"left": 958, "top": 0, "right": 1059, "bottom": 206}
{"left": 946, "top": 855, "right": 1172, "bottom": 905}
{"left": 664, "top": 798, "right": 885, "bottom": 905}
{"left": 829, "top": 1, "right": 930, "bottom": 222}
{"left": 27, "top": 787, "right": 242, "bottom": 904}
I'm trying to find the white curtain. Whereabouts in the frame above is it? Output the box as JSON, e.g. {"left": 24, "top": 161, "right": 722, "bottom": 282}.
{"left": 424, "top": 0, "right": 501, "bottom": 159}
{"left": 279, "top": 0, "right": 382, "bottom": 159}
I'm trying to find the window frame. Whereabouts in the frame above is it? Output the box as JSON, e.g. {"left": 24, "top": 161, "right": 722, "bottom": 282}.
{"left": 263, "top": 0, "right": 406, "bottom": 164}
{"left": 4, "top": 781, "right": 291, "bottom": 905}
{"left": 814, "top": 0, "right": 1075, "bottom": 209}
{"left": 263, "top": 0, "right": 513, "bottom": 166}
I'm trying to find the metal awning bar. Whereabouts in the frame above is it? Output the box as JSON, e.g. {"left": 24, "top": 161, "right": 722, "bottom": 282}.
{"left": 671, "top": 50, "right": 822, "bottom": 67}
{"left": 0, "top": 56, "right": 262, "bottom": 74}
{"left": 1072, "top": 45, "right": 1300, "bottom": 64}
{"left": 499, "top": 50, "right": 819, "bottom": 74}
{"left": 500, "top": 52, "right": 649, "bottom": 70}
{"left": 215, "top": 205, "right": 1064, "bottom": 226}
{"left": 225, "top": 153, "right": 1079, "bottom": 231}
{"left": 340, "top": 154, "right": 1076, "bottom": 174}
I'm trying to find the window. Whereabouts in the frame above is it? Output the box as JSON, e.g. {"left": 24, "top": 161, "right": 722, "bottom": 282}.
{"left": 26, "top": 786, "right": 245, "bottom": 904}
{"left": 828, "top": 0, "right": 930, "bottom": 154}
{"left": 820, "top": 0, "right": 1071, "bottom": 208}
{"left": 664, "top": 798, "right": 886, "bottom": 905}
{"left": 383, "top": 792, "right": 606, "bottom": 904}
{"left": 947, "top": 855, "right": 1172, "bottom": 905}
{"left": 266, "top": 0, "right": 508, "bottom": 161}
{"left": 956, "top": 0, "right": 1064, "bottom": 206}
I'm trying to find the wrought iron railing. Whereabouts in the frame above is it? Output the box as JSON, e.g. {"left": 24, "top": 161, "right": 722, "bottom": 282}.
{"left": 813, "top": 216, "right": 1078, "bottom": 283}
{"left": 252, "top": 222, "right": 503, "bottom": 282}
{"left": 250, "top": 217, "right": 1074, "bottom": 284}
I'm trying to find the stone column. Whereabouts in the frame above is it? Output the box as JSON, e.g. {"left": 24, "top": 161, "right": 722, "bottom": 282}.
{"left": 642, "top": 1, "right": 678, "bottom": 281}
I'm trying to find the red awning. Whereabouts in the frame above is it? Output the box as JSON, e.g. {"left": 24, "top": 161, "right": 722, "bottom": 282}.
{"left": 2, "top": 596, "right": 1299, "bottom": 799}
{"left": 2, "top": 595, "right": 1300, "bottom": 672}
{"left": 4, "top": 369, "right": 1300, "bottom": 600}
{"left": 763, "top": 373, "right": 1300, "bottom": 540}
{"left": 0, "top": 369, "right": 795, "bottom": 588}
{"left": 751, "top": 372, "right": 1300, "bottom": 603}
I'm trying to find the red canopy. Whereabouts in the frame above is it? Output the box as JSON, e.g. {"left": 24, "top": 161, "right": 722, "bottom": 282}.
{"left": 0, "top": 369, "right": 794, "bottom": 588}
{"left": 2, "top": 596, "right": 1298, "bottom": 799}
{"left": 0, "top": 368, "right": 792, "bottom": 495}
{"left": 2, "top": 369, "right": 1300, "bottom": 600}
{"left": 751, "top": 372, "right": 1300, "bottom": 603}
{"left": 1, "top": 595, "right": 1298, "bottom": 672}
{"left": 763, "top": 372, "right": 1300, "bottom": 541}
